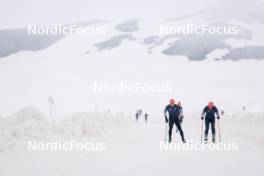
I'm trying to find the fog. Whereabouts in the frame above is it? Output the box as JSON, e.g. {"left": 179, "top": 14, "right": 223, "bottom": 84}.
{"left": 0, "top": 0, "right": 263, "bottom": 29}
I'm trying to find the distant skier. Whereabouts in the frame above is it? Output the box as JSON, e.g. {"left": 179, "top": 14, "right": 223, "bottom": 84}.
{"left": 177, "top": 101, "right": 182, "bottom": 107}
{"left": 164, "top": 99, "right": 186, "bottom": 143}
{"left": 201, "top": 101, "right": 220, "bottom": 143}
{"left": 144, "top": 113, "right": 148, "bottom": 123}
{"left": 138, "top": 109, "right": 142, "bottom": 116}
{"left": 177, "top": 101, "right": 184, "bottom": 122}
{"left": 176, "top": 101, "right": 184, "bottom": 133}
{"left": 135, "top": 112, "right": 139, "bottom": 122}
{"left": 221, "top": 110, "right": 225, "bottom": 116}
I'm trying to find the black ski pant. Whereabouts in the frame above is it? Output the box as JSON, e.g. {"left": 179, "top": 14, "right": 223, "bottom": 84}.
{"left": 205, "top": 118, "right": 215, "bottom": 137}
{"left": 168, "top": 119, "right": 185, "bottom": 141}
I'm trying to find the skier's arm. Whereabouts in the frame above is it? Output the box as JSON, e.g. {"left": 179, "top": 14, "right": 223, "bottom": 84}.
{"left": 201, "top": 107, "right": 206, "bottom": 120}
{"left": 164, "top": 106, "right": 169, "bottom": 123}
{"left": 215, "top": 107, "right": 220, "bottom": 119}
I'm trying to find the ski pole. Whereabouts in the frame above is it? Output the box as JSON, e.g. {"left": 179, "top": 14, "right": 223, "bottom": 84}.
{"left": 165, "top": 122, "right": 168, "bottom": 141}
{"left": 217, "top": 119, "right": 222, "bottom": 143}
{"left": 200, "top": 119, "right": 204, "bottom": 143}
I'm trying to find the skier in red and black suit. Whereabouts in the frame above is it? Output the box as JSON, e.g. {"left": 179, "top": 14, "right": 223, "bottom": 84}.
{"left": 164, "top": 99, "right": 186, "bottom": 143}
{"left": 201, "top": 101, "right": 220, "bottom": 143}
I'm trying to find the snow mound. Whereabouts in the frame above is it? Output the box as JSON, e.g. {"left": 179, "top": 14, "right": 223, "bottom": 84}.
{"left": 7, "top": 106, "right": 48, "bottom": 125}
{"left": 0, "top": 106, "right": 132, "bottom": 152}
{"left": 225, "top": 112, "right": 264, "bottom": 124}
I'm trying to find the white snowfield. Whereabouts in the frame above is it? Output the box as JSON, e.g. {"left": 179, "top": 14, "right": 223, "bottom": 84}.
{"left": 0, "top": 20, "right": 264, "bottom": 115}
{"left": 0, "top": 19, "right": 264, "bottom": 176}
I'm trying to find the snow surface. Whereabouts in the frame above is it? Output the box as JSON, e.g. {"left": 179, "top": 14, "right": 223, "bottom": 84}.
{"left": 0, "top": 113, "right": 264, "bottom": 176}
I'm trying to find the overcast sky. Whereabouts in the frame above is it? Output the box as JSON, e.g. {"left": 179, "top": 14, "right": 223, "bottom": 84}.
{"left": 0, "top": 0, "right": 262, "bottom": 29}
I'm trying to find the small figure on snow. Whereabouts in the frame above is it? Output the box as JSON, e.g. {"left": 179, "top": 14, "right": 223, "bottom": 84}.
{"left": 221, "top": 110, "right": 225, "bottom": 116}
{"left": 144, "top": 113, "right": 148, "bottom": 123}
{"left": 135, "top": 112, "right": 139, "bottom": 122}
{"left": 138, "top": 109, "right": 142, "bottom": 116}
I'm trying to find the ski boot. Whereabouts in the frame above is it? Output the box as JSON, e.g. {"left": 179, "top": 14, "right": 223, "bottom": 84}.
{"left": 181, "top": 136, "right": 186, "bottom": 143}
{"left": 168, "top": 137, "right": 172, "bottom": 143}
{"left": 204, "top": 135, "right": 208, "bottom": 143}
{"left": 212, "top": 134, "right": 216, "bottom": 143}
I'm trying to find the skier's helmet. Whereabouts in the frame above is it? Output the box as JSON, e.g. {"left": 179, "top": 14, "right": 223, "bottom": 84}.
{"left": 170, "top": 99, "right": 175, "bottom": 105}
{"left": 208, "top": 101, "right": 214, "bottom": 109}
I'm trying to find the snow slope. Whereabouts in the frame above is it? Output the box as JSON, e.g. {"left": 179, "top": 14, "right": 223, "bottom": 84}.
{"left": 0, "top": 25, "right": 264, "bottom": 116}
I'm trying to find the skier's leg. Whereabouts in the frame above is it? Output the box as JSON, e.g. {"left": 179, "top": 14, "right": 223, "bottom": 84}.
{"left": 175, "top": 121, "right": 185, "bottom": 143}
{"left": 211, "top": 119, "right": 216, "bottom": 142}
{"left": 168, "top": 121, "right": 173, "bottom": 142}
{"left": 204, "top": 118, "right": 210, "bottom": 141}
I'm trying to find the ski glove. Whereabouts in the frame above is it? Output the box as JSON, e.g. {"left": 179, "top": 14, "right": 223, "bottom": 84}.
{"left": 165, "top": 116, "right": 168, "bottom": 123}
{"left": 217, "top": 116, "right": 220, "bottom": 120}
{"left": 201, "top": 117, "right": 204, "bottom": 120}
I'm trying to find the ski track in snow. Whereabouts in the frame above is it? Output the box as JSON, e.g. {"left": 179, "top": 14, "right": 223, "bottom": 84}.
{"left": 1, "top": 117, "right": 264, "bottom": 176}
